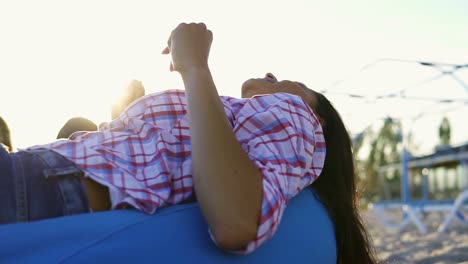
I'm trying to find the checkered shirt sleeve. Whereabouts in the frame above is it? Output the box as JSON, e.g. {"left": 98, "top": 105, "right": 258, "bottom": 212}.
{"left": 226, "top": 93, "right": 326, "bottom": 253}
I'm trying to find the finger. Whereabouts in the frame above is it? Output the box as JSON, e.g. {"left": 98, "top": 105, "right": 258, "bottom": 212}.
{"left": 177, "top": 22, "right": 188, "bottom": 31}
{"left": 162, "top": 31, "right": 173, "bottom": 54}
{"left": 130, "top": 81, "right": 145, "bottom": 96}
{"left": 161, "top": 47, "right": 170, "bottom": 54}
{"left": 198, "top": 22, "right": 207, "bottom": 30}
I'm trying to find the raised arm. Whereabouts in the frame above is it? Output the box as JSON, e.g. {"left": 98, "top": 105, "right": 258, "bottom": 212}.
{"left": 111, "top": 79, "right": 146, "bottom": 119}
{"left": 162, "top": 23, "right": 262, "bottom": 250}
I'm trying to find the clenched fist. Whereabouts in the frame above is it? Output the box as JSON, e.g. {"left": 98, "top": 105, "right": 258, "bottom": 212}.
{"left": 161, "top": 23, "right": 213, "bottom": 74}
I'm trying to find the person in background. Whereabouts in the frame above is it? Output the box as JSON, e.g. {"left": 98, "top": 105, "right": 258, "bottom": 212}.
{"left": 57, "top": 117, "right": 98, "bottom": 139}
{"left": 57, "top": 79, "right": 146, "bottom": 140}
{"left": 0, "top": 23, "right": 377, "bottom": 263}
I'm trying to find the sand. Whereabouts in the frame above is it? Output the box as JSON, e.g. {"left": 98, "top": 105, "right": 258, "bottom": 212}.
{"left": 364, "top": 210, "right": 468, "bottom": 263}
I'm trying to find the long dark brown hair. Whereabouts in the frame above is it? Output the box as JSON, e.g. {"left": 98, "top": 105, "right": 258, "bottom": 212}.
{"left": 0, "top": 116, "right": 13, "bottom": 152}
{"left": 308, "top": 92, "right": 377, "bottom": 263}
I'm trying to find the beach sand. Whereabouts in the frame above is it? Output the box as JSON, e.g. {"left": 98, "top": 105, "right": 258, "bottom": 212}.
{"left": 364, "top": 210, "right": 468, "bottom": 263}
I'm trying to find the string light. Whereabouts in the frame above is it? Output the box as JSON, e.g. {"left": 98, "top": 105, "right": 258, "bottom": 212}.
{"left": 324, "top": 59, "right": 468, "bottom": 139}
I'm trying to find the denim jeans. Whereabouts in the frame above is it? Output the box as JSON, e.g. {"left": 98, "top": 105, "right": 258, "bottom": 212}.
{"left": 0, "top": 147, "right": 90, "bottom": 224}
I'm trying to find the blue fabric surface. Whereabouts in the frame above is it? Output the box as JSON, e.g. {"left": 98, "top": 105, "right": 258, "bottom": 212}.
{"left": 0, "top": 189, "right": 336, "bottom": 264}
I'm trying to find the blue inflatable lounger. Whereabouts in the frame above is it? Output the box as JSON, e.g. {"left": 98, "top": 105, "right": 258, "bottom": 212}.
{"left": 0, "top": 189, "right": 336, "bottom": 264}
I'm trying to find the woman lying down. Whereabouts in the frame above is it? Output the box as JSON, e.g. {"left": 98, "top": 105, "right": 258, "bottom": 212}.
{"left": 0, "top": 22, "right": 376, "bottom": 263}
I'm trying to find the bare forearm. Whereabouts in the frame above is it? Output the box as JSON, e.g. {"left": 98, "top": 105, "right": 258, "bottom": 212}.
{"left": 181, "top": 67, "right": 262, "bottom": 249}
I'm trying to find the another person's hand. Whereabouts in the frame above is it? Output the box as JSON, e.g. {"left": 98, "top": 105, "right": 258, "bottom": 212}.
{"left": 111, "top": 79, "right": 146, "bottom": 119}
{"left": 0, "top": 143, "right": 9, "bottom": 152}
{"left": 161, "top": 23, "right": 213, "bottom": 74}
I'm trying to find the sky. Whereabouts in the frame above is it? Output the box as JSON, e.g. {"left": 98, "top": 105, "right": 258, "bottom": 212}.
{"left": 0, "top": 0, "right": 467, "bottom": 155}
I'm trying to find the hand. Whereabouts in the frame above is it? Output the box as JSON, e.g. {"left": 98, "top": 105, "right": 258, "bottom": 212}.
{"left": 126, "top": 79, "right": 146, "bottom": 99}
{"left": 161, "top": 23, "right": 213, "bottom": 74}
{"left": 111, "top": 79, "right": 146, "bottom": 119}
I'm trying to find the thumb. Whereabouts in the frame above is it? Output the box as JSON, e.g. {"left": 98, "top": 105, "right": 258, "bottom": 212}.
{"left": 161, "top": 47, "right": 170, "bottom": 54}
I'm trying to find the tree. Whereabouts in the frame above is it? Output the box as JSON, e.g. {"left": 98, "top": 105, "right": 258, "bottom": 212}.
{"left": 354, "top": 118, "right": 402, "bottom": 202}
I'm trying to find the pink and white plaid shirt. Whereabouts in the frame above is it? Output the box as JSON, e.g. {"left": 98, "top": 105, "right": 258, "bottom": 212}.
{"left": 31, "top": 89, "right": 325, "bottom": 253}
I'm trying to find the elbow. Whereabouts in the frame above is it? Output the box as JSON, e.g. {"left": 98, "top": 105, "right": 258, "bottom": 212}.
{"left": 211, "top": 223, "right": 258, "bottom": 251}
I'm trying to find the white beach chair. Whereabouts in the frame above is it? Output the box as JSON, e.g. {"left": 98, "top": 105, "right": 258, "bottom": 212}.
{"left": 437, "top": 190, "right": 468, "bottom": 233}
{"left": 371, "top": 194, "right": 467, "bottom": 235}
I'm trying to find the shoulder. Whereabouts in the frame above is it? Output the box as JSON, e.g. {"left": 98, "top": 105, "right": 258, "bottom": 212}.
{"left": 232, "top": 93, "right": 324, "bottom": 146}
{"left": 236, "top": 93, "right": 319, "bottom": 123}
{"left": 246, "top": 93, "right": 310, "bottom": 111}
{"left": 123, "top": 89, "right": 187, "bottom": 115}
{"left": 140, "top": 89, "right": 186, "bottom": 103}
